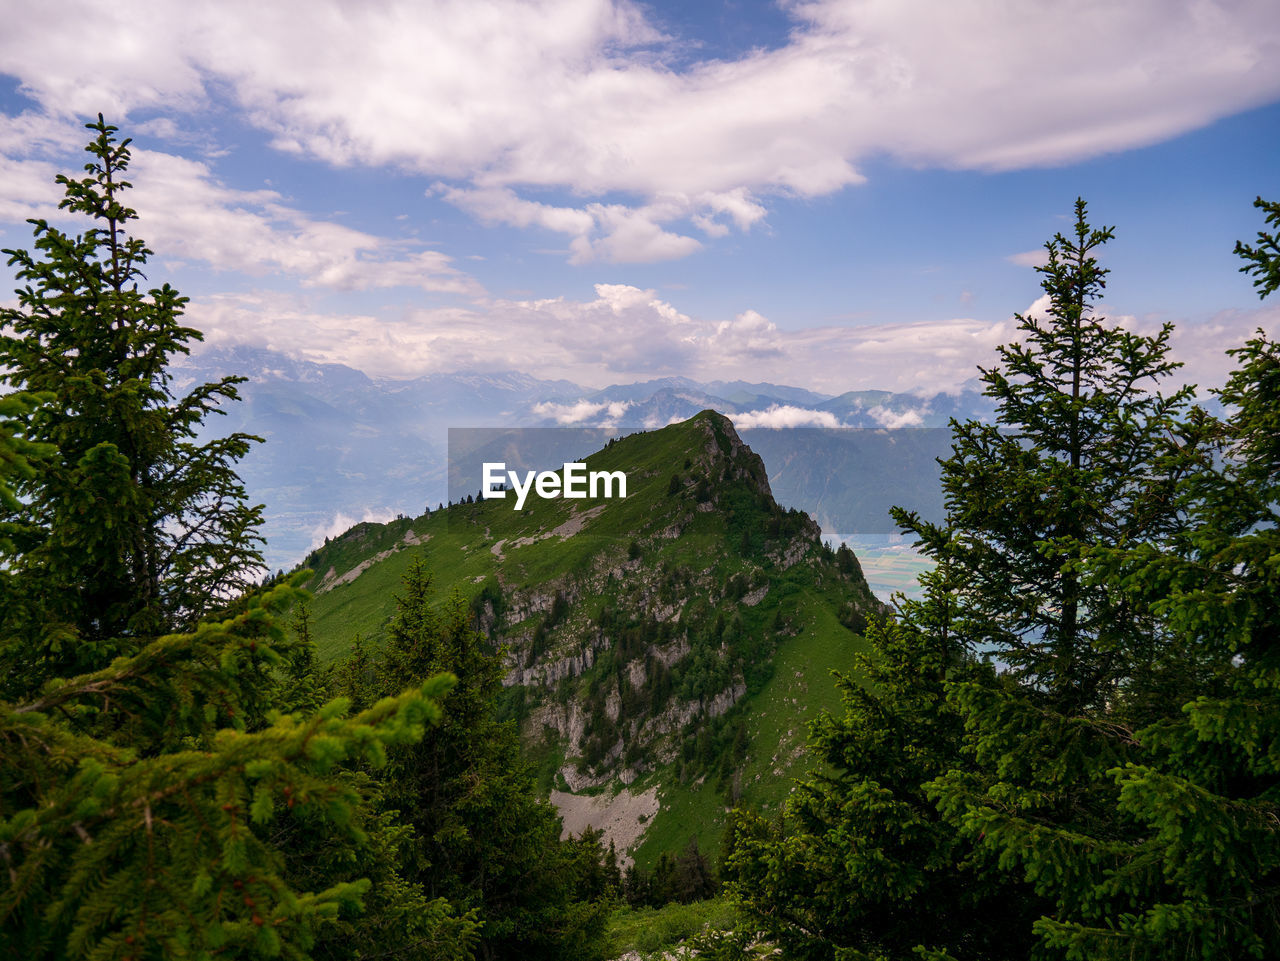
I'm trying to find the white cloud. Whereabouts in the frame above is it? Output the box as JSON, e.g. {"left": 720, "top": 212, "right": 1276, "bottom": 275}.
{"left": 0, "top": 143, "right": 483, "bottom": 296}
{"left": 437, "top": 185, "right": 596, "bottom": 238}
{"left": 867, "top": 406, "right": 925, "bottom": 428}
{"left": 732, "top": 405, "right": 845, "bottom": 428}
{"left": 439, "top": 186, "right": 720, "bottom": 264}
{"left": 532, "top": 399, "right": 634, "bottom": 425}
{"left": 3, "top": 1, "right": 1277, "bottom": 261}
{"left": 309, "top": 508, "right": 400, "bottom": 551}
{"left": 0, "top": 114, "right": 482, "bottom": 294}
{"left": 1008, "top": 249, "right": 1050, "bottom": 268}
{"left": 181, "top": 280, "right": 1279, "bottom": 396}
{"left": 574, "top": 201, "right": 703, "bottom": 264}
{"left": 0, "top": 113, "right": 82, "bottom": 222}
{"left": 127, "top": 150, "right": 483, "bottom": 294}
{"left": 710, "top": 310, "right": 786, "bottom": 361}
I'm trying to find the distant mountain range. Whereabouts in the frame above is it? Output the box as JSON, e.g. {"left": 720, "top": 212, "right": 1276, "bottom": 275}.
{"left": 176, "top": 345, "right": 994, "bottom": 568}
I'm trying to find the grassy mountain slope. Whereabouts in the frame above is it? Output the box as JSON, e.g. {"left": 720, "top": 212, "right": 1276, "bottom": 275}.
{"left": 301, "top": 411, "right": 882, "bottom": 865}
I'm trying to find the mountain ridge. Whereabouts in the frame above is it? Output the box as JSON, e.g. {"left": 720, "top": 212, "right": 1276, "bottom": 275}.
{"left": 301, "top": 411, "right": 883, "bottom": 865}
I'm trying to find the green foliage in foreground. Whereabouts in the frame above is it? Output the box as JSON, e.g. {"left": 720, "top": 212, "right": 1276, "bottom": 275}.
{"left": 331, "top": 557, "right": 613, "bottom": 961}
{"left": 0, "top": 578, "right": 459, "bottom": 959}
{"left": 0, "top": 119, "right": 485, "bottom": 961}
{"left": 729, "top": 198, "right": 1280, "bottom": 960}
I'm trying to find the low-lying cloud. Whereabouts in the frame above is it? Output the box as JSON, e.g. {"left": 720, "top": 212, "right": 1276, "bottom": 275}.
{"left": 731, "top": 405, "right": 845, "bottom": 429}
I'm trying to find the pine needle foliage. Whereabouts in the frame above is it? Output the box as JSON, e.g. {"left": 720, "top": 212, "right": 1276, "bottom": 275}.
{"left": 728, "top": 562, "right": 1041, "bottom": 961}
{"left": 0, "top": 116, "right": 266, "bottom": 689}
{"left": 1015, "top": 205, "right": 1280, "bottom": 959}
{"left": 0, "top": 577, "right": 457, "bottom": 960}
{"left": 728, "top": 199, "right": 1235, "bottom": 960}
{"left": 0, "top": 119, "right": 465, "bottom": 961}
{"left": 334, "top": 557, "right": 611, "bottom": 961}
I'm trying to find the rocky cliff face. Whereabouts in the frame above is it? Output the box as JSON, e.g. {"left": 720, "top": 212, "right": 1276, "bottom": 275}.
{"left": 302, "top": 410, "right": 884, "bottom": 859}
{"left": 469, "top": 411, "right": 879, "bottom": 790}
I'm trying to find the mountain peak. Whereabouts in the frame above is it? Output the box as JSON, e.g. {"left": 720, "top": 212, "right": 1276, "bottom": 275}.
{"left": 301, "top": 411, "right": 881, "bottom": 863}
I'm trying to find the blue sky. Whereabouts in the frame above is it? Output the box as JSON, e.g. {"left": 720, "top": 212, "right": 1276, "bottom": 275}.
{"left": 2, "top": 0, "right": 1279, "bottom": 398}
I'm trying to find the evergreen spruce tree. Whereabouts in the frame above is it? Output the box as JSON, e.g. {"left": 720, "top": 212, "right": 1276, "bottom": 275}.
{"left": 0, "top": 119, "right": 468, "bottom": 961}
{"left": 335, "top": 558, "right": 610, "bottom": 961}
{"left": 1006, "top": 197, "right": 1280, "bottom": 958}
{"left": 914, "top": 201, "right": 1255, "bottom": 960}
{"left": 0, "top": 392, "right": 52, "bottom": 552}
{"left": 266, "top": 606, "right": 480, "bottom": 961}
{"left": 730, "top": 200, "right": 1210, "bottom": 959}
{"left": 728, "top": 561, "right": 1041, "bottom": 960}
{"left": 0, "top": 115, "right": 265, "bottom": 691}
{"left": 0, "top": 576, "right": 459, "bottom": 959}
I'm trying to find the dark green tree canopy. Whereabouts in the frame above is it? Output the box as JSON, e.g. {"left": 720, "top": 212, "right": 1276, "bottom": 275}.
{"left": 0, "top": 116, "right": 265, "bottom": 678}
{"left": 728, "top": 199, "right": 1254, "bottom": 961}
{"left": 902, "top": 199, "right": 1200, "bottom": 715}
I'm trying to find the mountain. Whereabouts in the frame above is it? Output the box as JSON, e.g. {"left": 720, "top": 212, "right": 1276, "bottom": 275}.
{"left": 176, "top": 344, "right": 989, "bottom": 568}
{"left": 701, "top": 380, "right": 832, "bottom": 408}
{"left": 300, "top": 411, "right": 883, "bottom": 867}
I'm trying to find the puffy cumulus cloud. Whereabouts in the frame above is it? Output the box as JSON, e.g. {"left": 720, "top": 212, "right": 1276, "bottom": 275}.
{"left": 532, "top": 399, "right": 634, "bottom": 425}
{"left": 440, "top": 186, "right": 759, "bottom": 264}
{"left": 436, "top": 185, "right": 596, "bottom": 238}
{"left": 0, "top": 155, "right": 61, "bottom": 223}
{"left": 0, "top": 117, "right": 480, "bottom": 294}
{"left": 1162, "top": 305, "right": 1280, "bottom": 392}
{"left": 868, "top": 406, "right": 926, "bottom": 428}
{"left": 573, "top": 201, "right": 703, "bottom": 264}
{"left": 0, "top": 113, "right": 88, "bottom": 222}
{"left": 126, "top": 150, "right": 482, "bottom": 294}
{"left": 711, "top": 310, "right": 786, "bottom": 361}
{"left": 732, "top": 405, "right": 845, "bottom": 429}
{"left": 4, "top": 1, "right": 1278, "bottom": 262}
{"left": 0, "top": 144, "right": 481, "bottom": 295}
{"left": 184, "top": 285, "right": 1280, "bottom": 397}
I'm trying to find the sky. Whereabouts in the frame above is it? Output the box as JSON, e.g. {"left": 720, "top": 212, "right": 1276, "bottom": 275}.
{"left": 2, "top": 0, "right": 1280, "bottom": 397}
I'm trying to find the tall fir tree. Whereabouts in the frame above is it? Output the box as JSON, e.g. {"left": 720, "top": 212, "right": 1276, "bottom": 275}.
{"left": 335, "top": 558, "right": 610, "bottom": 961}
{"left": 0, "top": 118, "right": 467, "bottom": 961}
{"left": 730, "top": 200, "right": 1213, "bottom": 960}
{"left": 0, "top": 115, "right": 264, "bottom": 691}
{"left": 728, "top": 561, "right": 1042, "bottom": 960}
{"left": 1006, "top": 196, "right": 1280, "bottom": 959}
{"left": 919, "top": 201, "right": 1250, "bottom": 960}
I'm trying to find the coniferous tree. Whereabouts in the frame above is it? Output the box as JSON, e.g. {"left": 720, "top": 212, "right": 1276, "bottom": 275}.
{"left": 1007, "top": 197, "right": 1280, "bottom": 959}
{"left": 729, "top": 561, "right": 1040, "bottom": 960}
{"left": 335, "top": 558, "right": 610, "bottom": 961}
{"left": 0, "top": 116, "right": 265, "bottom": 691}
{"left": 266, "top": 605, "right": 479, "bottom": 961}
{"left": 0, "top": 119, "right": 466, "bottom": 961}
{"left": 0, "top": 577, "right": 458, "bottom": 960}
{"left": 919, "top": 201, "right": 1232, "bottom": 958}
{"left": 0, "top": 393, "right": 52, "bottom": 552}
{"left": 730, "top": 200, "right": 1210, "bottom": 960}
